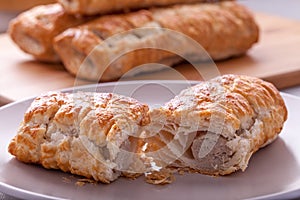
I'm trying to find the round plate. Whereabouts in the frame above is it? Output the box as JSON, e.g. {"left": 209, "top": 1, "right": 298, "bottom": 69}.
{"left": 0, "top": 80, "right": 300, "bottom": 200}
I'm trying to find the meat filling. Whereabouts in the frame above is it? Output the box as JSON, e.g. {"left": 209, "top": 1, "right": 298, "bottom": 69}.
{"left": 190, "top": 131, "right": 234, "bottom": 173}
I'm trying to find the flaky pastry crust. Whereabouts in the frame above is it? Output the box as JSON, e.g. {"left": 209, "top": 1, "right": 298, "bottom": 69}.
{"left": 8, "top": 92, "right": 150, "bottom": 183}
{"left": 8, "top": 75, "right": 287, "bottom": 184}
{"left": 142, "top": 74, "right": 287, "bottom": 179}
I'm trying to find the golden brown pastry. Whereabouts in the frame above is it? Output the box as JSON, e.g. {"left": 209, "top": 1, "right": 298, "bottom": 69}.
{"left": 8, "top": 92, "right": 150, "bottom": 183}
{"left": 8, "top": 75, "right": 287, "bottom": 184}
{"left": 8, "top": 4, "right": 91, "bottom": 62}
{"left": 54, "top": 2, "right": 259, "bottom": 81}
{"left": 56, "top": 0, "right": 228, "bottom": 15}
{"left": 142, "top": 74, "right": 287, "bottom": 181}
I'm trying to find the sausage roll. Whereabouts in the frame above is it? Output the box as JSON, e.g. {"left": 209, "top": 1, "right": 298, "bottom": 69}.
{"left": 54, "top": 2, "right": 259, "bottom": 81}
{"left": 56, "top": 0, "right": 228, "bottom": 15}
{"left": 8, "top": 92, "right": 150, "bottom": 183}
{"left": 142, "top": 74, "right": 287, "bottom": 182}
{"left": 8, "top": 4, "right": 91, "bottom": 62}
{"left": 8, "top": 75, "right": 287, "bottom": 184}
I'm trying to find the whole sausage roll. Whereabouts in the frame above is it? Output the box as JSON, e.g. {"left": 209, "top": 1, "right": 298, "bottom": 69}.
{"left": 54, "top": 2, "right": 259, "bottom": 81}
{"left": 57, "top": 0, "right": 228, "bottom": 15}
{"left": 8, "top": 4, "right": 91, "bottom": 62}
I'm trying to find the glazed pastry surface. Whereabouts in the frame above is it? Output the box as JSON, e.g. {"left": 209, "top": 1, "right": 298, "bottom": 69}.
{"left": 54, "top": 1, "right": 259, "bottom": 81}
{"left": 57, "top": 0, "right": 228, "bottom": 15}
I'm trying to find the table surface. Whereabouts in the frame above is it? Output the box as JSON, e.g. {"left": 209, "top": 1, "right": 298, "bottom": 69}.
{"left": 1, "top": 0, "right": 300, "bottom": 199}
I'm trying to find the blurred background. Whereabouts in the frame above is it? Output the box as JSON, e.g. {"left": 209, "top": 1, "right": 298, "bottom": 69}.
{"left": 1, "top": 0, "right": 300, "bottom": 33}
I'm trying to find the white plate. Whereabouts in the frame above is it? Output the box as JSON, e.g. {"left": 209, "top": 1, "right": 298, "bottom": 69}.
{"left": 1, "top": 80, "right": 300, "bottom": 200}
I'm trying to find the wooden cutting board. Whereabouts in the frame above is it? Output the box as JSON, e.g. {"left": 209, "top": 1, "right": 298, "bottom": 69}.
{"left": 1, "top": 13, "right": 300, "bottom": 102}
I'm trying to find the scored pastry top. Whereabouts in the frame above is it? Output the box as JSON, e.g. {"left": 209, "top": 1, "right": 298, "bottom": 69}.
{"left": 57, "top": 0, "right": 229, "bottom": 15}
